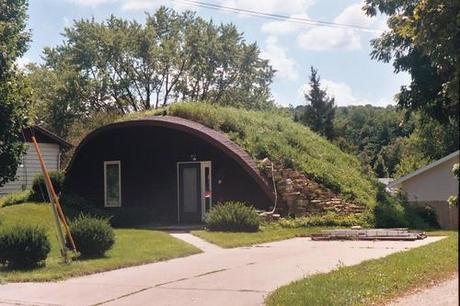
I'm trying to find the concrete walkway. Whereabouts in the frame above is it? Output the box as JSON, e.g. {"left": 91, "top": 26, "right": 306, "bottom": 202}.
{"left": 0, "top": 237, "right": 443, "bottom": 306}
{"left": 169, "top": 232, "right": 222, "bottom": 252}
{"left": 389, "top": 274, "right": 459, "bottom": 306}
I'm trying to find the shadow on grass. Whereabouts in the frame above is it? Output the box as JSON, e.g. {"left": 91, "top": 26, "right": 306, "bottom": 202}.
{"left": 0, "top": 261, "right": 47, "bottom": 272}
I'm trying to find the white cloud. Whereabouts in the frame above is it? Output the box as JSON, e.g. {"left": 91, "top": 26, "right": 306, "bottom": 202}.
{"left": 63, "top": 17, "right": 72, "bottom": 28}
{"left": 121, "top": 0, "right": 195, "bottom": 11}
{"left": 297, "top": 27, "right": 361, "bottom": 51}
{"left": 334, "top": 3, "right": 371, "bottom": 27}
{"left": 323, "top": 79, "right": 393, "bottom": 107}
{"left": 262, "top": 13, "right": 309, "bottom": 35}
{"left": 335, "top": 2, "right": 387, "bottom": 35}
{"left": 295, "top": 1, "right": 384, "bottom": 51}
{"left": 68, "top": 0, "right": 315, "bottom": 13}
{"left": 121, "top": 0, "right": 158, "bottom": 10}
{"left": 68, "top": 0, "right": 116, "bottom": 6}
{"left": 261, "top": 36, "right": 299, "bottom": 80}
{"left": 321, "top": 79, "right": 368, "bottom": 106}
{"left": 67, "top": 0, "right": 194, "bottom": 11}
{"left": 298, "top": 79, "right": 392, "bottom": 107}
{"left": 221, "top": 0, "right": 314, "bottom": 15}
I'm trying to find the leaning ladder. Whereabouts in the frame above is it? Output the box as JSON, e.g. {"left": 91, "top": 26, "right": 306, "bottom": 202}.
{"left": 31, "top": 135, "right": 78, "bottom": 262}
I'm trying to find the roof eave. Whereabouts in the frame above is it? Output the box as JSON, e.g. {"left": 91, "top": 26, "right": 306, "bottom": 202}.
{"left": 32, "top": 125, "right": 73, "bottom": 150}
{"left": 388, "top": 150, "right": 460, "bottom": 188}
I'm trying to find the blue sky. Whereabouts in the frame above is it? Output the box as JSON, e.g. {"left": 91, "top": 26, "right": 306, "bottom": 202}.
{"left": 22, "top": 0, "right": 410, "bottom": 107}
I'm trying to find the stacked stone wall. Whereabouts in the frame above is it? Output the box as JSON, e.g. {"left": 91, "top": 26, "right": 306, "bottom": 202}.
{"left": 260, "top": 159, "right": 365, "bottom": 217}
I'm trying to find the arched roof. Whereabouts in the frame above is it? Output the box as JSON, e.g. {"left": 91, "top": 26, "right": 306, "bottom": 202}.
{"left": 67, "top": 115, "right": 275, "bottom": 204}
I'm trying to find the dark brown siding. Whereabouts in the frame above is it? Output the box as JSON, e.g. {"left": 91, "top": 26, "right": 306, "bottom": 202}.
{"left": 65, "top": 118, "right": 274, "bottom": 222}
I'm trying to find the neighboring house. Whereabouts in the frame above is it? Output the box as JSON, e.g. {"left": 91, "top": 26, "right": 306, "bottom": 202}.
{"left": 0, "top": 126, "right": 72, "bottom": 196}
{"left": 388, "top": 150, "right": 459, "bottom": 229}
{"left": 65, "top": 116, "right": 275, "bottom": 224}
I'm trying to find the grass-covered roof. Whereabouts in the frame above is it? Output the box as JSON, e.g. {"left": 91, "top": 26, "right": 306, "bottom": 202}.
{"left": 119, "top": 102, "right": 378, "bottom": 207}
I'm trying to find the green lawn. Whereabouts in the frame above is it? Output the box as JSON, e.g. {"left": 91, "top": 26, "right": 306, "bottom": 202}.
{"left": 0, "top": 203, "right": 201, "bottom": 282}
{"left": 266, "top": 231, "right": 458, "bottom": 306}
{"left": 192, "top": 224, "right": 335, "bottom": 248}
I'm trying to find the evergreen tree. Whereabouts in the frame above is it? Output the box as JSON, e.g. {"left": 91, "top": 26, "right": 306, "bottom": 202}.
{"left": 303, "top": 67, "right": 336, "bottom": 139}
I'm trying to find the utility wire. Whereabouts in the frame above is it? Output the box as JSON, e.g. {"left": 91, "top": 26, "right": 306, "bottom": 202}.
{"left": 170, "top": 0, "right": 376, "bottom": 32}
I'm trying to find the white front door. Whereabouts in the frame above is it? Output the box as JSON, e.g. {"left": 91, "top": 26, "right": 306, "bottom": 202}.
{"left": 177, "top": 161, "right": 212, "bottom": 223}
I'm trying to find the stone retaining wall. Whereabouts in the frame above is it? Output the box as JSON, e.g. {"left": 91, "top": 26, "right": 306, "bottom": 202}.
{"left": 260, "top": 159, "right": 365, "bottom": 217}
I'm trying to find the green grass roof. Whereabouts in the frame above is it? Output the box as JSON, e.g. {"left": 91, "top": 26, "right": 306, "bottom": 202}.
{"left": 121, "top": 102, "right": 378, "bottom": 207}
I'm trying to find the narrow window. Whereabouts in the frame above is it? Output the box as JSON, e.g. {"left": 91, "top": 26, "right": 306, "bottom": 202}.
{"left": 204, "top": 165, "right": 212, "bottom": 212}
{"left": 104, "top": 161, "right": 121, "bottom": 207}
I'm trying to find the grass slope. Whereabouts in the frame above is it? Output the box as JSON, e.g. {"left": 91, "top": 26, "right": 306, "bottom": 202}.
{"left": 123, "top": 103, "right": 377, "bottom": 207}
{"left": 266, "top": 232, "right": 458, "bottom": 306}
{"left": 0, "top": 203, "right": 200, "bottom": 282}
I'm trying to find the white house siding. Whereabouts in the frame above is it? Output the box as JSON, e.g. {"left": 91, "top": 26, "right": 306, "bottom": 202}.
{"left": 0, "top": 142, "right": 60, "bottom": 196}
{"left": 401, "top": 155, "right": 458, "bottom": 202}
{"left": 400, "top": 154, "right": 459, "bottom": 229}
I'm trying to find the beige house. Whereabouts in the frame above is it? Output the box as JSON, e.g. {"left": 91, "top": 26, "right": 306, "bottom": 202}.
{"left": 388, "top": 150, "right": 459, "bottom": 229}
{"left": 0, "top": 126, "right": 71, "bottom": 196}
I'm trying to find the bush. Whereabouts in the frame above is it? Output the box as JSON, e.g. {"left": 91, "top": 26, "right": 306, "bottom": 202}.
{"left": 0, "top": 225, "right": 51, "bottom": 268}
{"left": 205, "top": 201, "right": 260, "bottom": 232}
{"left": 0, "top": 190, "right": 32, "bottom": 207}
{"left": 30, "top": 171, "right": 65, "bottom": 202}
{"left": 279, "top": 212, "right": 366, "bottom": 228}
{"left": 70, "top": 214, "right": 115, "bottom": 257}
{"left": 405, "top": 204, "right": 439, "bottom": 229}
{"left": 374, "top": 185, "right": 439, "bottom": 229}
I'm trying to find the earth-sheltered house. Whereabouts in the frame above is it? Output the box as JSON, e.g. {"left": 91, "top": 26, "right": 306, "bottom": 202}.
{"left": 64, "top": 104, "right": 371, "bottom": 224}
{"left": 65, "top": 116, "right": 275, "bottom": 223}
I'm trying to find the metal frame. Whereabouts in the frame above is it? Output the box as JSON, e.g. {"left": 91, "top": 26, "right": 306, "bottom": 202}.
{"left": 176, "top": 161, "right": 212, "bottom": 223}
{"left": 104, "top": 160, "right": 122, "bottom": 207}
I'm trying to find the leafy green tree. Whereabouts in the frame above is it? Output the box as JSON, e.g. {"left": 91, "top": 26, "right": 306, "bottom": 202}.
{"left": 364, "top": 0, "right": 459, "bottom": 123}
{"left": 332, "top": 105, "right": 415, "bottom": 177}
{"left": 393, "top": 113, "right": 459, "bottom": 177}
{"left": 302, "top": 67, "right": 336, "bottom": 139}
{"left": 26, "top": 63, "right": 87, "bottom": 138}
{"left": 35, "top": 7, "right": 274, "bottom": 123}
{"left": 0, "top": 0, "right": 31, "bottom": 186}
{"left": 395, "top": 150, "right": 429, "bottom": 178}
{"left": 373, "top": 137, "right": 407, "bottom": 177}
{"left": 408, "top": 115, "right": 459, "bottom": 161}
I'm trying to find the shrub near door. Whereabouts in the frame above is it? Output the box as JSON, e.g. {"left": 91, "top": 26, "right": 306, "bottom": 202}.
{"left": 205, "top": 201, "right": 260, "bottom": 232}
{"left": 70, "top": 215, "right": 115, "bottom": 257}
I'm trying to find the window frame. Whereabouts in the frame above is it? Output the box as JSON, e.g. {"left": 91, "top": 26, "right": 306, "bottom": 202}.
{"left": 104, "top": 160, "right": 122, "bottom": 208}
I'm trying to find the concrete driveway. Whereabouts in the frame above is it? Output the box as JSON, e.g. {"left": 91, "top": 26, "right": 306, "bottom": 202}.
{"left": 390, "top": 274, "right": 458, "bottom": 306}
{"left": 0, "top": 236, "right": 442, "bottom": 306}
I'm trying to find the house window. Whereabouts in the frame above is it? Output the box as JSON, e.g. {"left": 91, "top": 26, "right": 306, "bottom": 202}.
{"left": 104, "top": 161, "right": 121, "bottom": 207}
